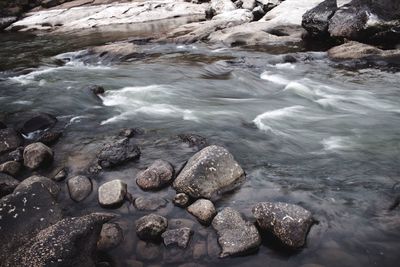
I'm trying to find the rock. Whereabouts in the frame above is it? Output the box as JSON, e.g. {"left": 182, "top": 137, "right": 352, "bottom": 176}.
{"left": 0, "top": 16, "right": 17, "bottom": 31}
{"left": 88, "top": 85, "right": 105, "bottom": 95}
{"left": 162, "top": 227, "right": 193, "bottom": 248}
{"left": 252, "top": 202, "right": 314, "bottom": 249}
{"left": 97, "top": 222, "right": 124, "bottom": 251}
{"left": 19, "top": 113, "right": 57, "bottom": 136}
{"left": 187, "top": 199, "right": 216, "bottom": 225}
{"left": 193, "top": 241, "right": 207, "bottom": 260}
{"left": 15, "top": 175, "right": 60, "bottom": 198}
{"left": 178, "top": 133, "right": 208, "bottom": 148}
{"left": 212, "top": 207, "right": 261, "bottom": 257}
{"left": 23, "top": 142, "right": 53, "bottom": 170}
{"left": 136, "top": 214, "right": 168, "bottom": 241}
{"left": 0, "top": 121, "right": 6, "bottom": 129}
{"left": 36, "top": 131, "right": 62, "bottom": 145}
{"left": 0, "top": 161, "right": 21, "bottom": 176}
{"left": 98, "top": 179, "right": 127, "bottom": 208}
{"left": 241, "top": 0, "right": 256, "bottom": 10}
{"left": 168, "top": 218, "right": 196, "bottom": 230}
{"left": 211, "top": 0, "right": 236, "bottom": 14}
{"left": 67, "top": 175, "right": 92, "bottom": 202}
{"left": 53, "top": 168, "right": 67, "bottom": 181}
{"left": 0, "top": 128, "right": 22, "bottom": 154}
{"left": 136, "top": 160, "right": 174, "bottom": 190}
{"left": 257, "top": 0, "right": 283, "bottom": 12}
{"left": 173, "top": 145, "right": 245, "bottom": 199}
{"left": 97, "top": 138, "right": 140, "bottom": 168}
{"left": 119, "top": 128, "right": 141, "bottom": 138}
{"left": 0, "top": 173, "right": 19, "bottom": 198}
{"left": 134, "top": 196, "right": 168, "bottom": 211}
{"left": 5, "top": 213, "right": 114, "bottom": 267}
{"left": 136, "top": 241, "right": 162, "bottom": 261}
{"left": 302, "top": 0, "right": 338, "bottom": 37}
{"left": 252, "top": 6, "right": 266, "bottom": 21}
{"left": 173, "top": 193, "right": 190, "bottom": 208}
{"left": 8, "top": 147, "right": 24, "bottom": 162}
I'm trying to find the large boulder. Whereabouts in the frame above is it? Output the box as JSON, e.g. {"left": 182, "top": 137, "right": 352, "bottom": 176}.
{"left": 23, "top": 142, "right": 53, "bottom": 170}
{"left": 0, "top": 172, "right": 19, "bottom": 198}
{"left": 302, "top": 0, "right": 338, "bottom": 37}
{"left": 136, "top": 214, "right": 168, "bottom": 241}
{"left": 173, "top": 145, "right": 245, "bottom": 199}
{"left": 136, "top": 160, "right": 174, "bottom": 190}
{"left": 212, "top": 207, "right": 261, "bottom": 257}
{"left": 252, "top": 202, "right": 314, "bottom": 249}
{"left": 15, "top": 175, "right": 60, "bottom": 198}
{"left": 19, "top": 113, "right": 57, "bottom": 137}
{"left": 0, "top": 161, "right": 21, "bottom": 177}
{"left": 0, "top": 128, "right": 22, "bottom": 154}
{"left": 98, "top": 179, "right": 127, "bottom": 208}
{"left": 97, "top": 138, "right": 140, "bottom": 169}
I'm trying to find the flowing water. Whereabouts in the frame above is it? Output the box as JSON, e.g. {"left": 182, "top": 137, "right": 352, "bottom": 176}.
{"left": 1, "top": 31, "right": 400, "bottom": 267}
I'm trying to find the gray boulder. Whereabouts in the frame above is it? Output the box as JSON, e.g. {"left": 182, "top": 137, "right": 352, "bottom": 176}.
{"left": 212, "top": 207, "right": 261, "bottom": 257}
{"left": 97, "top": 138, "right": 140, "bottom": 168}
{"left": 136, "top": 214, "right": 168, "bottom": 241}
{"left": 0, "top": 161, "right": 21, "bottom": 176}
{"left": 67, "top": 175, "right": 92, "bottom": 202}
{"left": 0, "top": 128, "right": 22, "bottom": 154}
{"left": 187, "top": 199, "right": 216, "bottom": 225}
{"left": 23, "top": 142, "right": 53, "bottom": 170}
{"left": 252, "top": 202, "right": 314, "bottom": 249}
{"left": 0, "top": 172, "right": 19, "bottom": 198}
{"left": 173, "top": 145, "right": 245, "bottom": 199}
{"left": 98, "top": 179, "right": 127, "bottom": 208}
{"left": 162, "top": 227, "right": 193, "bottom": 248}
{"left": 97, "top": 222, "right": 124, "bottom": 251}
{"left": 302, "top": 0, "right": 338, "bottom": 37}
{"left": 134, "top": 196, "right": 168, "bottom": 211}
{"left": 136, "top": 160, "right": 174, "bottom": 190}
{"left": 15, "top": 175, "right": 60, "bottom": 198}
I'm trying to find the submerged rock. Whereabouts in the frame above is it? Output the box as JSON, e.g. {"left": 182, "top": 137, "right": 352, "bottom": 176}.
{"left": 0, "top": 161, "right": 21, "bottom": 176}
{"left": 97, "top": 222, "right": 124, "bottom": 251}
{"left": 173, "top": 193, "right": 190, "bottom": 208}
{"left": 187, "top": 199, "right": 216, "bottom": 225}
{"left": 252, "top": 202, "right": 314, "bottom": 249}
{"left": 173, "top": 145, "right": 245, "bottom": 199}
{"left": 97, "top": 138, "right": 140, "bottom": 169}
{"left": 212, "top": 207, "right": 261, "bottom": 257}
{"left": 98, "top": 179, "right": 127, "bottom": 208}
{"left": 23, "top": 142, "right": 53, "bottom": 170}
{"left": 162, "top": 227, "right": 193, "bottom": 248}
{"left": 178, "top": 133, "right": 208, "bottom": 149}
{"left": 0, "top": 172, "right": 19, "bottom": 198}
{"left": 136, "top": 160, "right": 174, "bottom": 190}
{"left": 67, "top": 175, "right": 92, "bottom": 202}
{"left": 19, "top": 112, "right": 57, "bottom": 136}
{"left": 136, "top": 214, "right": 168, "bottom": 241}
{"left": 134, "top": 196, "right": 168, "bottom": 211}
{"left": 15, "top": 175, "right": 60, "bottom": 198}
{"left": 0, "top": 128, "right": 22, "bottom": 154}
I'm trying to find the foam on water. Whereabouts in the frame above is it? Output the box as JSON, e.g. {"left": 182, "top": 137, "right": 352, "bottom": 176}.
{"left": 322, "top": 136, "right": 353, "bottom": 151}
{"left": 9, "top": 68, "right": 57, "bottom": 85}
{"left": 275, "top": 63, "right": 296, "bottom": 70}
{"left": 260, "top": 71, "right": 291, "bottom": 85}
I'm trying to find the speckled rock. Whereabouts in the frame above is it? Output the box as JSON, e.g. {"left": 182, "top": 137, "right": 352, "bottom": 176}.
{"left": 136, "top": 214, "right": 168, "bottom": 241}
{"left": 173, "top": 145, "right": 245, "bottom": 199}
{"left": 23, "top": 142, "right": 53, "bottom": 170}
{"left": 15, "top": 175, "right": 60, "bottom": 198}
{"left": 212, "top": 207, "right": 261, "bottom": 257}
{"left": 97, "top": 223, "right": 124, "bottom": 251}
{"left": 0, "top": 128, "right": 22, "bottom": 154}
{"left": 0, "top": 172, "right": 20, "bottom": 198}
{"left": 173, "top": 192, "right": 190, "bottom": 207}
{"left": 252, "top": 202, "right": 314, "bottom": 249}
{"left": 187, "top": 199, "right": 216, "bottom": 225}
{"left": 136, "top": 160, "right": 174, "bottom": 190}
{"left": 162, "top": 227, "right": 193, "bottom": 248}
{"left": 53, "top": 168, "right": 67, "bottom": 181}
{"left": 0, "top": 161, "right": 21, "bottom": 176}
{"left": 97, "top": 138, "right": 140, "bottom": 168}
{"left": 98, "top": 180, "right": 127, "bottom": 208}
{"left": 134, "top": 196, "right": 168, "bottom": 211}
{"left": 67, "top": 175, "right": 92, "bottom": 202}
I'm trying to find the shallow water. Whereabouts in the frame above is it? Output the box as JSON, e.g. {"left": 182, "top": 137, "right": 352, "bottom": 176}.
{"left": 1, "top": 31, "right": 400, "bottom": 267}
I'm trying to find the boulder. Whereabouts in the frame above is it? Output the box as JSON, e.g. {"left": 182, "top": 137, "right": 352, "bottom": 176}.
{"left": 136, "top": 160, "right": 174, "bottom": 190}
{"left": 178, "top": 133, "right": 208, "bottom": 149}
{"left": 212, "top": 207, "right": 261, "bottom": 257}
{"left": 136, "top": 214, "right": 168, "bottom": 241}
{"left": 97, "top": 222, "right": 124, "bottom": 251}
{"left": 36, "top": 131, "right": 62, "bottom": 145}
{"left": 0, "top": 173, "right": 19, "bottom": 198}
{"left": 98, "top": 179, "right": 127, "bottom": 208}
{"left": 0, "top": 128, "right": 22, "bottom": 154}
{"left": 173, "top": 193, "right": 190, "bottom": 208}
{"left": 19, "top": 113, "right": 57, "bottom": 136}
{"left": 187, "top": 199, "right": 216, "bottom": 225}
{"left": 173, "top": 145, "right": 245, "bottom": 199}
{"left": 67, "top": 175, "right": 92, "bottom": 202}
{"left": 252, "top": 202, "right": 314, "bottom": 249}
{"left": 23, "top": 142, "right": 53, "bottom": 170}
{"left": 134, "top": 196, "right": 168, "bottom": 211}
{"left": 8, "top": 147, "right": 23, "bottom": 162}
{"left": 211, "top": 0, "right": 236, "bottom": 14}
{"left": 88, "top": 84, "right": 105, "bottom": 95}
{"left": 162, "top": 227, "right": 193, "bottom": 248}
{"left": 97, "top": 138, "right": 140, "bottom": 168}
{"left": 15, "top": 175, "right": 60, "bottom": 198}
{"left": 302, "top": 0, "right": 338, "bottom": 37}
{"left": 0, "top": 161, "right": 21, "bottom": 176}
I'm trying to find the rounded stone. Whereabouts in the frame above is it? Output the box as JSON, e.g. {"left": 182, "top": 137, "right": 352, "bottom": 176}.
{"left": 134, "top": 196, "right": 168, "bottom": 211}
{"left": 173, "top": 193, "right": 190, "bottom": 208}
{"left": 187, "top": 199, "right": 216, "bottom": 225}
{"left": 136, "top": 160, "right": 174, "bottom": 190}
{"left": 15, "top": 175, "right": 60, "bottom": 198}
{"left": 97, "top": 223, "right": 124, "bottom": 251}
{"left": 67, "top": 175, "right": 92, "bottom": 202}
{"left": 161, "top": 227, "right": 192, "bottom": 248}
{"left": 0, "top": 161, "right": 21, "bottom": 176}
{"left": 135, "top": 214, "right": 168, "bottom": 241}
{"left": 23, "top": 142, "right": 53, "bottom": 170}
{"left": 98, "top": 179, "right": 127, "bottom": 208}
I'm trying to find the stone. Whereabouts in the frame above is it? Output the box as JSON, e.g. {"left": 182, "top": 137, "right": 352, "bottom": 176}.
{"left": 0, "top": 161, "right": 21, "bottom": 176}
{"left": 193, "top": 241, "right": 207, "bottom": 260}
{"left": 302, "top": 0, "right": 338, "bottom": 37}
{"left": 178, "top": 133, "right": 208, "bottom": 149}
{"left": 134, "top": 196, "right": 168, "bottom": 211}
{"left": 119, "top": 128, "right": 141, "bottom": 138}
{"left": 8, "top": 147, "right": 24, "bottom": 162}
{"left": 252, "top": 6, "right": 266, "bottom": 21}
{"left": 15, "top": 175, "right": 60, "bottom": 198}
{"left": 212, "top": 207, "right": 261, "bottom": 257}
{"left": 252, "top": 202, "right": 314, "bottom": 249}
{"left": 19, "top": 113, "right": 57, "bottom": 136}
{"left": 36, "top": 131, "right": 62, "bottom": 145}
{"left": 187, "top": 199, "right": 216, "bottom": 225}
{"left": 0, "top": 128, "right": 22, "bottom": 154}
{"left": 89, "top": 84, "right": 105, "bottom": 95}
{"left": 136, "top": 160, "right": 174, "bottom": 190}
{"left": 168, "top": 218, "right": 196, "bottom": 230}
{"left": 97, "top": 138, "right": 140, "bottom": 168}
{"left": 67, "top": 175, "right": 92, "bottom": 202}
{"left": 162, "top": 227, "right": 193, "bottom": 248}
{"left": 53, "top": 168, "right": 67, "bottom": 181}
{"left": 136, "top": 241, "right": 162, "bottom": 261}
{"left": 173, "top": 145, "right": 245, "bottom": 199}
{"left": 211, "top": 0, "right": 236, "bottom": 14}
{"left": 173, "top": 193, "right": 190, "bottom": 208}
{"left": 135, "top": 214, "right": 168, "bottom": 241}
{"left": 97, "top": 222, "right": 124, "bottom": 251}
{"left": 0, "top": 172, "right": 19, "bottom": 198}
{"left": 241, "top": 0, "right": 256, "bottom": 10}
{"left": 256, "top": 0, "right": 283, "bottom": 12}
{"left": 98, "top": 179, "right": 127, "bottom": 208}
{"left": 23, "top": 142, "right": 53, "bottom": 170}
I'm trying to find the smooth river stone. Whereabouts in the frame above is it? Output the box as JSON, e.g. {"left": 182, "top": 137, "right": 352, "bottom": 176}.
{"left": 98, "top": 179, "right": 127, "bottom": 208}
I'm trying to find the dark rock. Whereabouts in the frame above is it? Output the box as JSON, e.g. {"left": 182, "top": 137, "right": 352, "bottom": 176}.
{"left": 173, "top": 145, "right": 245, "bottom": 199}
{"left": 53, "top": 168, "right": 67, "bottom": 181}
{"left": 0, "top": 161, "right": 21, "bottom": 176}
{"left": 136, "top": 160, "right": 174, "bottom": 190}
{"left": 205, "top": 7, "right": 216, "bottom": 20}
{"left": 252, "top": 202, "right": 314, "bottom": 249}
{"left": 187, "top": 199, "right": 216, "bottom": 225}
{"left": 0, "top": 172, "right": 19, "bottom": 198}
{"left": 212, "top": 207, "right": 261, "bottom": 257}
{"left": 89, "top": 85, "right": 105, "bottom": 95}
{"left": 252, "top": 6, "right": 265, "bottom": 21}
{"left": 8, "top": 147, "right": 23, "bottom": 162}
{"left": 0, "top": 128, "right": 22, "bottom": 154}
{"left": 173, "top": 192, "right": 190, "bottom": 208}
{"left": 36, "top": 131, "right": 62, "bottom": 145}
{"left": 97, "top": 222, "right": 124, "bottom": 251}
{"left": 134, "top": 196, "right": 168, "bottom": 211}
{"left": 19, "top": 113, "right": 57, "bottom": 136}
{"left": 135, "top": 214, "right": 168, "bottom": 241}
{"left": 302, "top": 0, "right": 338, "bottom": 37}
{"left": 23, "top": 142, "right": 53, "bottom": 170}
{"left": 119, "top": 128, "right": 141, "bottom": 138}
{"left": 98, "top": 179, "right": 127, "bottom": 208}
{"left": 15, "top": 175, "right": 60, "bottom": 198}
{"left": 0, "top": 121, "right": 6, "bottom": 129}
{"left": 97, "top": 138, "right": 141, "bottom": 168}
{"left": 67, "top": 175, "right": 92, "bottom": 202}
{"left": 0, "top": 17, "right": 17, "bottom": 31}
{"left": 178, "top": 133, "right": 208, "bottom": 149}
{"left": 162, "top": 227, "right": 192, "bottom": 248}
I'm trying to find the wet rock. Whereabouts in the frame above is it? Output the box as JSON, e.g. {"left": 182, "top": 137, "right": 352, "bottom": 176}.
{"left": 136, "top": 214, "right": 168, "bottom": 241}
{"left": 173, "top": 192, "right": 190, "bottom": 208}
{"left": 97, "top": 222, "right": 124, "bottom": 251}
{"left": 119, "top": 128, "right": 141, "bottom": 138}
{"left": 8, "top": 147, "right": 24, "bottom": 162}
{"left": 53, "top": 168, "right": 67, "bottom": 181}
{"left": 0, "top": 128, "right": 22, "bottom": 154}
{"left": 19, "top": 113, "right": 57, "bottom": 136}
{"left": 252, "top": 6, "right": 266, "bottom": 21}
{"left": 212, "top": 207, "right": 261, "bottom": 257}
{"left": 134, "top": 196, "right": 168, "bottom": 211}
{"left": 88, "top": 84, "right": 105, "bottom": 95}
{"left": 97, "top": 138, "right": 141, "bottom": 168}
{"left": 36, "top": 130, "right": 62, "bottom": 145}
{"left": 178, "top": 133, "right": 208, "bottom": 149}
{"left": 136, "top": 160, "right": 174, "bottom": 190}
{"left": 252, "top": 202, "right": 314, "bottom": 249}
{"left": 15, "top": 175, "right": 60, "bottom": 198}
{"left": 173, "top": 145, "right": 245, "bottom": 199}
{"left": 98, "top": 179, "right": 127, "bottom": 208}
{"left": 193, "top": 241, "right": 207, "bottom": 260}
{"left": 0, "top": 161, "right": 21, "bottom": 176}
{"left": 125, "top": 260, "right": 144, "bottom": 267}
{"left": 187, "top": 199, "right": 216, "bottom": 225}
{"left": 302, "top": 0, "right": 338, "bottom": 37}
{"left": 0, "top": 172, "right": 19, "bottom": 198}
{"left": 67, "top": 175, "right": 92, "bottom": 202}
{"left": 136, "top": 241, "right": 162, "bottom": 261}
{"left": 0, "top": 17, "right": 18, "bottom": 31}
{"left": 23, "top": 142, "right": 53, "bottom": 170}
{"left": 207, "top": 232, "right": 220, "bottom": 258}
{"left": 168, "top": 218, "right": 196, "bottom": 230}
{"left": 162, "top": 227, "right": 193, "bottom": 248}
